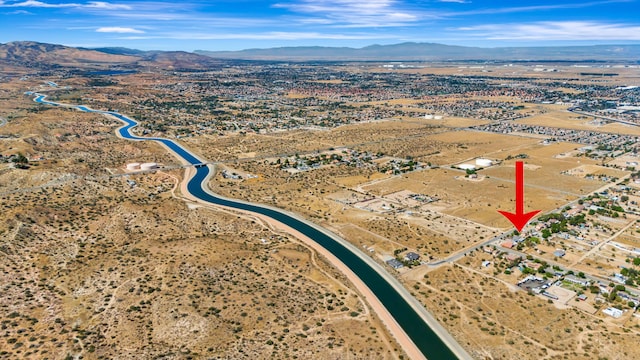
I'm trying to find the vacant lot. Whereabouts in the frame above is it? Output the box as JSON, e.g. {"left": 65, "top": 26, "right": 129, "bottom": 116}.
{"left": 361, "top": 167, "right": 574, "bottom": 228}
{"left": 516, "top": 109, "right": 640, "bottom": 136}
{"left": 184, "top": 119, "right": 442, "bottom": 162}
{"left": 411, "top": 262, "right": 640, "bottom": 360}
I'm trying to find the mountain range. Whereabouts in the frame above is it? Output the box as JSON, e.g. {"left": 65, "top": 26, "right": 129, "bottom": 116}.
{"left": 195, "top": 42, "right": 640, "bottom": 61}
{"left": 1, "top": 41, "right": 639, "bottom": 71}
{"left": 0, "top": 41, "right": 224, "bottom": 70}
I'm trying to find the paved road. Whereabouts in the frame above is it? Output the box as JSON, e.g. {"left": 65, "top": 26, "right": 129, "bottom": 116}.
{"left": 0, "top": 117, "right": 6, "bottom": 128}
{"left": 432, "top": 172, "right": 631, "bottom": 270}
{"left": 428, "top": 175, "right": 636, "bottom": 292}
{"left": 569, "top": 219, "right": 637, "bottom": 267}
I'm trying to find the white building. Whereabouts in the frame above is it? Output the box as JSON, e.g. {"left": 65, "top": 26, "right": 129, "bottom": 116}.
{"left": 475, "top": 158, "right": 492, "bottom": 167}
{"left": 126, "top": 162, "right": 140, "bottom": 171}
{"left": 564, "top": 275, "right": 590, "bottom": 287}
{"left": 140, "top": 162, "right": 158, "bottom": 170}
{"left": 603, "top": 307, "right": 623, "bottom": 318}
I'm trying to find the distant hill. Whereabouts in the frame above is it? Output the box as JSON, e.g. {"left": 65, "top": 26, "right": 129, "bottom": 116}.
{"left": 0, "top": 41, "right": 222, "bottom": 70}
{"left": 90, "top": 47, "right": 223, "bottom": 69}
{"left": 195, "top": 42, "right": 640, "bottom": 61}
{"left": 0, "top": 41, "right": 138, "bottom": 69}
{"left": 136, "top": 51, "right": 224, "bottom": 70}
{"left": 88, "top": 46, "right": 148, "bottom": 56}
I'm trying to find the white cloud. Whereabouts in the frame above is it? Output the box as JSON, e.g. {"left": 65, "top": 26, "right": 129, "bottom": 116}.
{"left": 96, "top": 26, "right": 144, "bottom": 33}
{"left": 117, "top": 31, "right": 393, "bottom": 41}
{"left": 85, "top": 1, "right": 131, "bottom": 10}
{"left": 0, "top": 0, "right": 130, "bottom": 10}
{"left": 0, "top": 0, "right": 77, "bottom": 7}
{"left": 273, "top": 0, "right": 423, "bottom": 27}
{"left": 4, "top": 9, "right": 32, "bottom": 13}
{"left": 458, "top": 21, "right": 640, "bottom": 40}
{"left": 444, "top": 0, "right": 629, "bottom": 16}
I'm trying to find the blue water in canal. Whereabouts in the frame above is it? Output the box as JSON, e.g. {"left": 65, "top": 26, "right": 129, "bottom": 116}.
{"left": 32, "top": 93, "right": 459, "bottom": 360}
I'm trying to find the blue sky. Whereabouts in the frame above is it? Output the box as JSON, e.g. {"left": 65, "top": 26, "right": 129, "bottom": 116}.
{"left": 1, "top": 0, "right": 639, "bottom": 50}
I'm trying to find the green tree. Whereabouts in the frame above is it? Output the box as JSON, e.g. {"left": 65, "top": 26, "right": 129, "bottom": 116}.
{"left": 12, "top": 152, "right": 29, "bottom": 164}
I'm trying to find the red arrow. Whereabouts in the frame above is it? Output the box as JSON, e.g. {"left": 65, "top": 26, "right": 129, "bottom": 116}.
{"left": 498, "top": 161, "right": 540, "bottom": 232}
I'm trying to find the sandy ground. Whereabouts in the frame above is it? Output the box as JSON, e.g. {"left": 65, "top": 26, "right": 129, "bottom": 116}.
{"left": 89, "top": 90, "right": 472, "bottom": 360}
{"left": 179, "top": 165, "right": 473, "bottom": 360}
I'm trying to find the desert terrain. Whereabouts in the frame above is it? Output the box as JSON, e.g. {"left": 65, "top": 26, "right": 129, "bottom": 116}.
{"left": 2, "top": 57, "right": 640, "bottom": 359}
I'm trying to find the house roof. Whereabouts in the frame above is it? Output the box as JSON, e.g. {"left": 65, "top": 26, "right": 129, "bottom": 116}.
{"left": 501, "top": 241, "right": 514, "bottom": 249}
{"left": 386, "top": 259, "right": 403, "bottom": 269}
{"left": 404, "top": 252, "right": 420, "bottom": 260}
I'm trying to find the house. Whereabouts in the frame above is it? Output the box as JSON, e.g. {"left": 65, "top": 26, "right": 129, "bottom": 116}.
{"left": 501, "top": 240, "right": 514, "bottom": 249}
{"left": 554, "top": 270, "right": 566, "bottom": 277}
{"left": 386, "top": 259, "right": 403, "bottom": 269}
{"left": 577, "top": 294, "right": 588, "bottom": 301}
{"left": 517, "top": 275, "right": 545, "bottom": 291}
{"left": 553, "top": 249, "right": 566, "bottom": 257}
{"left": 599, "top": 284, "right": 612, "bottom": 295}
{"left": 612, "top": 273, "right": 627, "bottom": 284}
{"left": 603, "top": 307, "right": 623, "bottom": 318}
{"left": 618, "top": 292, "right": 640, "bottom": 307}
{"left": 404, "top": 252, "right": 420, "bottom": 262}
{"left": 565, "top": 205, "right": 585, "bottom": 217}
{"left": 523, "top": 260, "right": 543, "bottom": 271}
{"left": 505, "top": 253, "right": 521, "bottom": 262}
{"left": 564, "top": 275, "right": 590, "bottom": 287}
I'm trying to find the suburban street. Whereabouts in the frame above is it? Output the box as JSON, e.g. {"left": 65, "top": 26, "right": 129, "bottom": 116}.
{"left": 428, "top": 169, "right": 636, "bottom": 294}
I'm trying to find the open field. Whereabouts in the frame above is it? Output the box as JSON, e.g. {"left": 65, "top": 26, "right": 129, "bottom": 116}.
{"left": 384, "top": 64, "right": 640, "bottom": 86}
{"left": 0, "top": 174, "right": 401, "bottom": 359}
{"left": 183, "top": 119, "right": 443, "bottom": 162}
{"left": 409, "top": 260, "right": 640, "bottom": 360}
{"left": 516, "top": 108, "right": 640, "bottom": 136}
{"left": 360, "top": 168, "right": 574, "bottom": 228}
{"left": 417, "top": 130, "right": 542, "bottom": 165}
